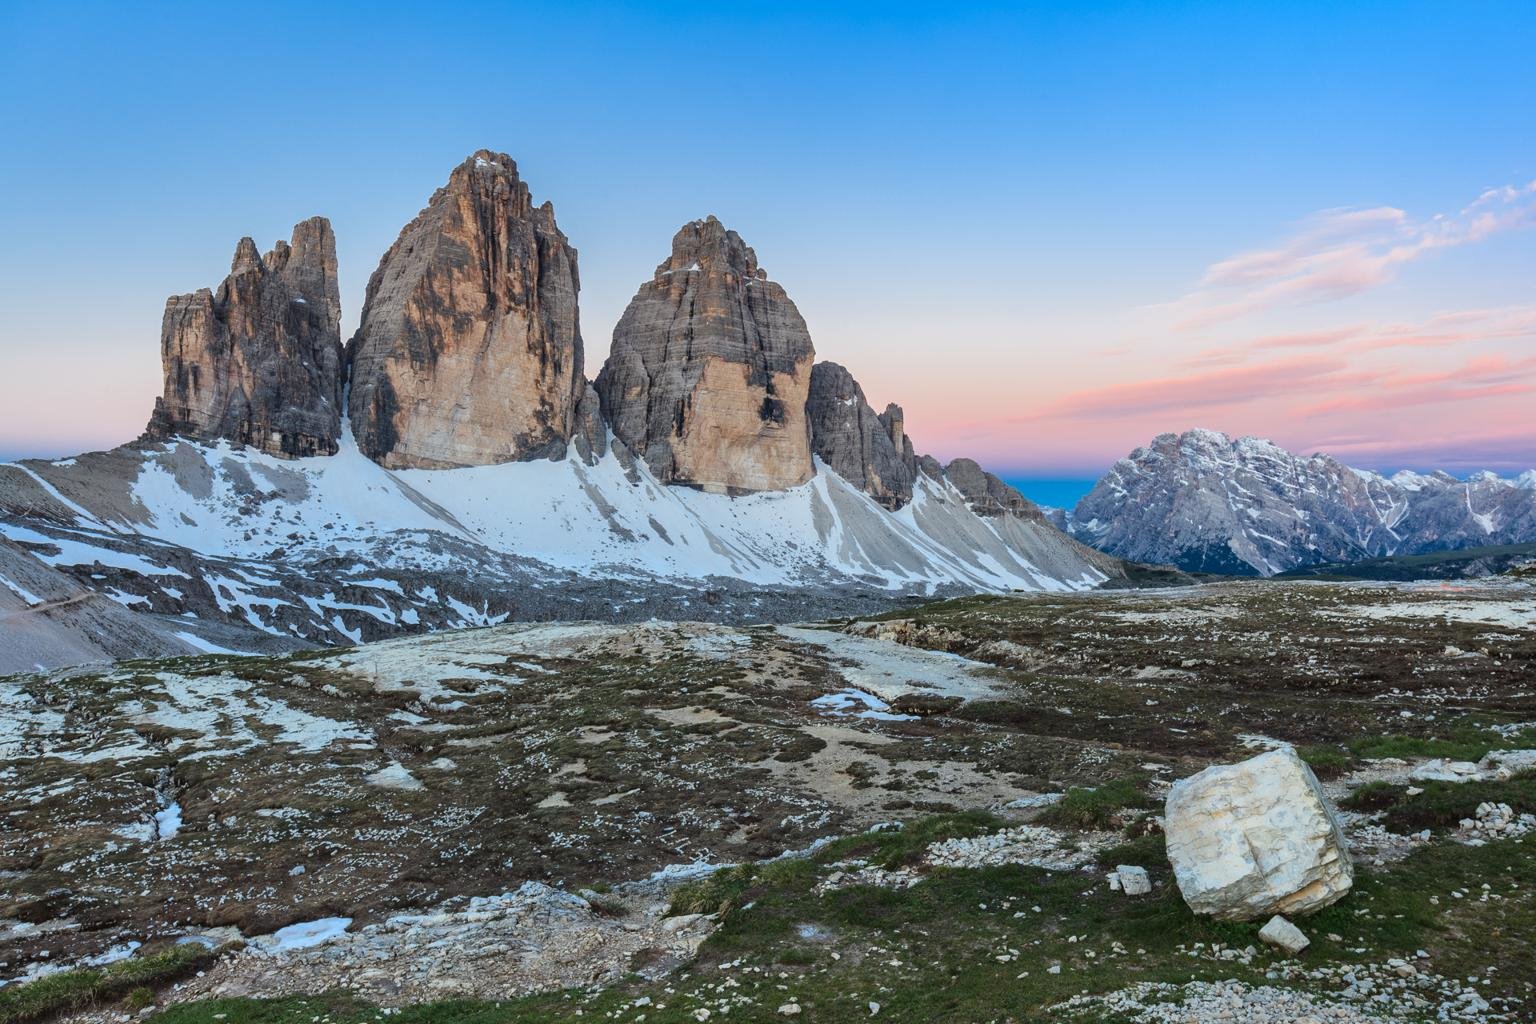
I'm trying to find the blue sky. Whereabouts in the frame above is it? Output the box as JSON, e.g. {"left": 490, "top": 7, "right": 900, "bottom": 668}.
{"left": 2, "top": 1, "right": 1533, "bottom": 492}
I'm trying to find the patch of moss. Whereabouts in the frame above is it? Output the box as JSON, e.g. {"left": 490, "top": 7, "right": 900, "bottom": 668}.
{"left": 1036, "top": 777, "right": 1150, "bottom": 831}
{"left": 0, "top": 943, "right": 217, "bottom": 1024}
{"left": 1379, "top": 771, "right": 1536, "bottom": 833}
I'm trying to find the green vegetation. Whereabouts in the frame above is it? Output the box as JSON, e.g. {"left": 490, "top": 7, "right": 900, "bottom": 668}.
{"left": 0, "top": 943, "right": 218, "bottom": 1024}
{"left": 1339, "top": 780, "right": 1405, "bottom": 813}
{"left": 1100, "top": 827, "right": 1167, "bottom": 867}
{"left": 142, "top": 818, "right": 1535, "bottom": 1023}
{"left": 1276, "top": 541, "right": 1536, "bottom": 581}
{"left": 1377, "top": 771, "right": 1536, "bottom": 834}
{"left": 1347, "top": 723, "right": 1536, "bottom": 763}
{"left": 1036, "top": 777, "right": 1150, "bottom": 830}
{"left": 1296, "top": 743, "right": 1351, "bottom": 779}
{"left": 1304, "top": 722, "right": 1536, "bottom": 779}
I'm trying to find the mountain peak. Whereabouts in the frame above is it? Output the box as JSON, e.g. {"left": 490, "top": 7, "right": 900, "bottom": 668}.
{"left": 597, "top": 221, "right": 813, "bottom": 494}
{"left": 657, "top": 215, "right": 765, "bottom": 281}
{"left": 1071, "top": 433, "right": 1536, "bottom": 575}
{"left": 346, "top": 152, "right": 584, "bottom": 469}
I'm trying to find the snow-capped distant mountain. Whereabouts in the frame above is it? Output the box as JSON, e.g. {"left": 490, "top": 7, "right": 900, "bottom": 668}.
{"left": 1065, "top": 429, "right": 1536, "bottom": 576}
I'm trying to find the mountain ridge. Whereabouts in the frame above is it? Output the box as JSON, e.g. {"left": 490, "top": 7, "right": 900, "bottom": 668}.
{"left": 1063, "top": 428, "right": 1536, "bottom": 575}
{"left": 0, "top": 153, "right": 1128, "bottom": 669}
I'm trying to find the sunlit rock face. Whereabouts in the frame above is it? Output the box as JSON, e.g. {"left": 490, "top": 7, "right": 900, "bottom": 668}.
{"left": 146, "top": 217, "right": 343, "bottom": 458}
{"left": 346, "top": 151, "right": 584, "bottom": 469}
{"left": 595, "top": 216, "right": 814, "bottom": 495}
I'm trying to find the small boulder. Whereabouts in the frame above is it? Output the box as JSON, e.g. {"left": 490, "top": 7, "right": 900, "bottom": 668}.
{"left": 1478, "top": 749, "right": 1536, "bottom": 780}
{"left": 1409, "top": 759, "right": 1483, "bottom": 783}
{"left": 1164, "top": 747, "right": 1352, "bottom": 921}
{"left": 1258, "top": 914, "right": 1310, "bottom": 954}
{"left": 1116, "top": 865, "right": 1152, "bottom": 896}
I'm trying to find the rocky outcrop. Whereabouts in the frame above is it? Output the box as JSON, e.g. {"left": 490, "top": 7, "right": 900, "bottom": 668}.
{"left": 346, "top": 151, "right": 584, "bottom": 469}
{"left": 1164, "top": 748, "right": 1353, "bottom": 921}
{"left": 1068, "top": 429, "right": 1536, "bottom": 575}
{"left": 145, "top": 218, "right": 343, "bottom": 458}
{"left": 806, "top": 362, "right": 916, "bottom": 509}
{"left": 944, "top": 459, "right": 1040, "bottom": 519}
{"left": 595, "top": 216, "right": 814, "bottom": 494}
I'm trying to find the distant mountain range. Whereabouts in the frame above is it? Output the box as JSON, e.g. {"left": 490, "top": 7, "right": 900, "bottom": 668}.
{"left": 1059, "top": 429, "right": 1536, "bottom": 576}
{"left": 0, "top": 151, "right": 1120, "bottom": 672}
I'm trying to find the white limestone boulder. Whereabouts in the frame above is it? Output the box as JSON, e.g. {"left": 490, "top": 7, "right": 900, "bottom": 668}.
{"left": 1115, "top": 865, "right": 1152, "bottom": 896}
{"left": 1164, "top": 747, "right": 1353, "bottom": 921}
{"left": 1409, "top": 758, "right": 1482, "bottom": 783}
{"left": 1257, "top": 914, "right": 1310, "bottom": 953}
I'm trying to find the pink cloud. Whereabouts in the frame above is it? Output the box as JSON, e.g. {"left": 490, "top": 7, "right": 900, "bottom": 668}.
{"left": 1178, "top": 305, "right": 1536, "bottom": 367}
{"left": 1168, "top": 182, "right": 1536, "bottom": 328}
{"left": 1302, "top": 429, "right": 1536, "bottom": 475}
{"left": 1292, "top": 354, "right": 1536, "bottom": 416}
{"left": 1016, "top": 355, "right": 1372, "bottom": 421}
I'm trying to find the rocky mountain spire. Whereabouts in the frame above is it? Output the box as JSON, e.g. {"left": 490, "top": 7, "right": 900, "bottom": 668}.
{"left": 346, "top": 151, "right": 584, "bottom": 469}
{"left": 145, "top": 217, "right": 343, "bottom": 458}
{"left": 594, "top": 216, "right": 815, "bottom": 494}
{"left": 806, "top": 361, "right": 917, "bottom": 509}
{"left": 943, "top": 459, "right": 1042, "bottom": 519}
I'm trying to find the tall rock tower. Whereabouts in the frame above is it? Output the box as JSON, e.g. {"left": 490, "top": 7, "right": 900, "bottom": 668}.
{"left": 806, "top": 361, "right": 918, "bottom": 510}
{"left": 145, "top": 217, "right": 343, "bottom": 457}
{"left": 595, "top": 216, "right": 815, "bottom": 494}
{"left": 346, "top": 151, "right": 585, "bottom": 468}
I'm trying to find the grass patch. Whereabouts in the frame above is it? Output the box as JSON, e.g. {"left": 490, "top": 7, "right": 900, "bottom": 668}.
{"left": 1379, "top": 771, "right": 1536, "bottom": 834}
{"left": 1347, "top": 724, "right": 1536, "bottom": 764}
{"left": 141, "top": 815, "right": 1536, "bottom": 1024}
{"left": 1339, "top": 780, "right": 1407, "bottom": 813}
{"left": 1296, "top": 743, "right": 1351, "bottom": 779}
{"left": 0, "top": 943, "right": 217, "bottom": 1024}
{"left": 1036, "top": 777, "right": 1149, "bottom": 830}
{"left": 1099, "top": 830, "right": 1167, "bottom": 867}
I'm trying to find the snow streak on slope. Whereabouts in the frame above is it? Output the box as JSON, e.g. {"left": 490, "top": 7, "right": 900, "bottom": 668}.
{"left": 0, "top": 433, "right": 1114, "bottom": 667}
{"left": 119, "top": 436, "right": 1109, "bottom": 593}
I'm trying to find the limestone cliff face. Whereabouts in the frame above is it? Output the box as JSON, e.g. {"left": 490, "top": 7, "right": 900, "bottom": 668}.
{"left": 346, "top": 151, "right": 584, "bottom": 469}
{"left": 146, "top": 217, "right": 343, "bottom": 458}
{"left": 944, "top": 458, "right": 1042, "bottom": 519}
{"left": 595, "top": 217, "right": 814, "bottom": 494}
{"left": 806, "top": 361, "right": 916, "bottom": 509}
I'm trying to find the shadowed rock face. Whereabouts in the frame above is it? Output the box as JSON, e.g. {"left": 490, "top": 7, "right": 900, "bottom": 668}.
{"left": 346, "top": 151, "right": 584, "bottom": 469}
{"left": 945, "top": 458, "right": 1042, "bottom": 519}
{"left": 807, "top": 361, "right": 917, "bottom": 510}
{"left": 595, "top": 216, "right": 814, "bottom": 494}
{"left": 145, "top": 217, "right": 343, "bottom": 458}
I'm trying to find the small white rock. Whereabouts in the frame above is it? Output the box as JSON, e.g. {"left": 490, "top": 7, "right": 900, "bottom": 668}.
{"left": 1257, "top": 914, "right": 1310, "bottom": 954}
{"left": 1116, "top": 865, "right": 1152, "bottom": 896}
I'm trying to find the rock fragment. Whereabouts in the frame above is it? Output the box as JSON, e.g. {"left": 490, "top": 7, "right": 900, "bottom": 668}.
{"left": 1257, "top": 914, "right": 1310, "bottom": 954}
{"left": 1115, "top": 864, "right": 1152, "bottom": 896}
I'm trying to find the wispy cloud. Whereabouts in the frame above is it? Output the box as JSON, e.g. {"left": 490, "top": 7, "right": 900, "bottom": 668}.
{"left": 1293, "top": 354, "right": 1536, "bottom": 417}
{"left": 1182, "top": 304, "right": 1536, "bottom": 365}
{"left": 1167, "top": 182, "right": 1536, "bottom": 328}
{"left": 1305, "top": 429, "right": 1536, "bottom": 474}
{"left": 1016, "top": 355, "right": 1372, "bottom": 421}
